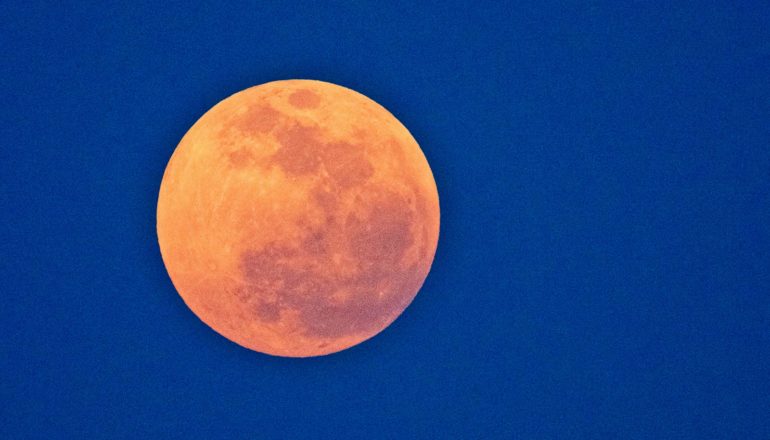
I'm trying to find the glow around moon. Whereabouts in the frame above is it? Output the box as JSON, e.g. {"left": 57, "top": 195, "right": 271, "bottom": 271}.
{"left": 157, "top": 80, "right": 439, "bottom": 357}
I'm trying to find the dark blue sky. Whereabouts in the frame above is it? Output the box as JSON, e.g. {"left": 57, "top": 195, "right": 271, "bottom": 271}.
{"left": 1, "top": 1, "right": 768, "bottom": 438}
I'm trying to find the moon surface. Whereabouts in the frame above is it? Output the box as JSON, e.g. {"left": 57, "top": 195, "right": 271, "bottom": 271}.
{"left": 157, "top": 80, "right": 439, "bottom": 357}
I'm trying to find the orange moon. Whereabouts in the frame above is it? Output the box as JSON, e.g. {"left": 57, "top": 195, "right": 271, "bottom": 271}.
{"left": 157, "top": 80, "right": 440, "bottom": 357}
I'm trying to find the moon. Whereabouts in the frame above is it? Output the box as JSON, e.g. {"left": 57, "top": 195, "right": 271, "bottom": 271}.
{"left": 157, "top": 80, "right": 439, "bottom": 357}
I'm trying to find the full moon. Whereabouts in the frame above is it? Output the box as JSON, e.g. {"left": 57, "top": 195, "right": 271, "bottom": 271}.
{"left": 157, "top": 80, "right": 440, "bottom": 357}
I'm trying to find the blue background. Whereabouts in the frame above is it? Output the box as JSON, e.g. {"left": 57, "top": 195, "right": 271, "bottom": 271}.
{"left": 1, "top": 1, "right": 769, "bottom": 438}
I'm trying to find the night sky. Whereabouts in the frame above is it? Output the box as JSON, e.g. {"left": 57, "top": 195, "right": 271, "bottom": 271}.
{"left": 2, "top": 1, "right": 769, "bottom": 438}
